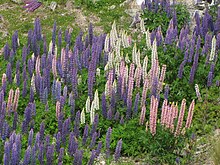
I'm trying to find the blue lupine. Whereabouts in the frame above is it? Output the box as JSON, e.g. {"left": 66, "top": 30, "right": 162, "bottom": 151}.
{"left": 107, "top": 109, "right": 113, "bottom": 120}
{"left": 89, "top": 23, "right": 93, "bottom": 45}
{"left": 74, "top": 111, "right": 80, "bottom": 137}
{"left": 40, "top": 122, "right": 45, "bottom": 141}
{"left": 56, "top": 80, "right": 61, "bottom": 101}
{"left": 73, "top": 149, "right": 83, "bottom": 165}
{"left": 31, "top": 146, "right": 36, "bottom": 165}
{"left": 58, "top": 148, "right": 64, "bottom": 164}
{"left": 114, "top": 111, "right": 120, "bottom": 121}
{"left": 95, "top": 141, "right": 102, "bottom": 158}
{"left": 207, "top": 71, "right": 213, "bottom": 87}
{"left": 3, "top": 141, "right": 10, "bottom": 165}
{"left": 28, "top": 129, "right": 34, "bottom": 147}
{"left": 88, "top": 150, "right": 96, "bottom": 165}
{"left": 133, "top": 93, "right": 140, "bottom": 116}
{"left": 90, "top": 114, "right": 99, "bottom": 137}
{"left": 38, "top": 143, "right": 44, "bottom": 164}
{"left": 11, "top": 143, "right": 19, "bottom": 165}
{"left": 56, "top": 132, "right": 61, "bottom": 153}
{"left": 12, "top": 112, "right": 18, "bottom": 130}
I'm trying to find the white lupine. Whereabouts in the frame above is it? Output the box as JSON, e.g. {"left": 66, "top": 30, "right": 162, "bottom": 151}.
{"left": 94, "top": 89, "right": 99, "bottom": 110}
{"left": 125, "top": 65, "right": 129, "bottom": 85}
{"left": 80, "top": 108, "right": 85, "bottom": 124}
{"left": 90, "top": 101, "right": 95, "bottom": 124}
{"left": 140, "top": 18, "right": 146, "bottom": 33}
{"left": 132, "top": 43, "right": 137, "bottom": 64}
{"left": 31, "top": 74, "right": 36, "bottom": 93}
{"left": 136, "top": 50, "right": 141, "bottom": 66}
{"left": 77, "top": 75, "right": 82, "bottom": 85}
{"left": 35, "top": 56, "right": 41, "bottom": 75}
{"left": 145, "top": 29, "right": 152, "bottom": 50}
{"left": 86, "top": 96, "right": 90, "bottom": 113}
{"left": 209, "top": 36, "right": 216, "bottom": 61}
{"left": 113, "top": 79, "right": 117, "bottom": 93}
{"left": 104, "top": 33, "right": 110, "bottom": 52}
{"left": 143, "top": 55, "right": 148, "bottom": 80}
{"left": 105, "top": 82, "right": 109, "bottom": 96}
{"left": 31, "top": 53, "right": 35, "bottom": 62}
{"left": 195, "top": 84, "right": 202, "bottom": 102}
{"left": 125, "top": 53, "right": 130, "bottom": 64}
{"left": 49, "top": 40, "right": 53, "bottom": 53}
{"left": 152, "top": 39, "right": 158, "bottom": 62}
{"left": 14, "top": 74, "right": 17, "bottom": 84}
{"left": 96, "top": 68, "right": 101, "bottom": 77}
{"left": 115, "top": 39, "right": 121, "bottom": 62}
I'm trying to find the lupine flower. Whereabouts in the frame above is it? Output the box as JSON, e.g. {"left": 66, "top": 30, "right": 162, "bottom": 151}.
{"left": 139, "top": 105, "right": 146, "bottom": 125}
{"left": 175, "top": 99, "right": 186, "bottom": 136}
{"left": 12, "top": 88, "right": 20, "bottom": 112}
{"left": 114, "top": 139, "right": 122, "bottom": 161}
{"left": 82, "top": 124, "right": 89, "bottom": 146}
{"left": 73, "top": 150, "right": 83, "bottom": 165}
{"left": 88, "top": 150, "right": 96, "bottom": 165}
{"left": 209, "top": 36, "right": 216, "bottom": 61}
{"left": 23, "top": 146, "right": 31, "bottom": 165}
{"left": 90, "top": 114, "right": 99, "bottom": 137}
{"left": 89, "top": 132, "right": 97, "bottom": 149}
{"left": 4, "top": 43, "right": 10, "bottom": 60}
{"left": 195, "top": 84, "right": 202, "bottom": 102}
{"left": 11, "top": 143, "right": 19, "bottom": 165}
{"left": 80, "top": 108, "right": 85, "bottom": 124}
{"left": 46, "top": 145, "right": 54, "bottom": 165}
{"left": 106, "top": 127, "right": 112, "bottom": 158}
{"left": 7, "top": 89, "right": 14, "bottom": 113}
{"left": 149, "top": 95, "right": 159, "bottom": 136}
{"left": 185, "top": 100, "right": 195, "bottom": 129}
{"left": 68, "top": 132, "right": 78, "bottom": 156}
{"left": 58, "top": 148, "right": 64, "bottom": 164}
{"left": 23, "top": 0, "right": 42, "bottom": 12}
{"left": 28, "top": 129, "right": 34, "bottom": 147}
{"left": 74, "top": 111, "right": 80, "bottom": 137}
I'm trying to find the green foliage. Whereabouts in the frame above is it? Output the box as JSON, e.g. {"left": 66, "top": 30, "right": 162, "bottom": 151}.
{"left": 211, "top": 136, "right": 220, "bottom": 165}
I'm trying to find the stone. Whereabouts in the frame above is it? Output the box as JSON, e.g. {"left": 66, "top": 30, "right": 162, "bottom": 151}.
{"left": 49, "top": 1, "right": 57, "bottom": 11}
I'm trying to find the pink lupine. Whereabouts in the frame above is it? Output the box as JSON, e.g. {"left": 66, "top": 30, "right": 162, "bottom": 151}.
{"left": 52, "top": 56, "right": 57, "bottom": 78}
{"left": 7, "top": 89, "right": 14, "bottom": 112}
{"left": 13, "top": 88, "right": 20, "bottom": 112}
{"left": 35, "top": 56, "right": 41, "bottom": 76}
{"left": 185, "top": 100, "right": 195, "bottom": 129}
{"left": 160, "top": 99, "right": 168, "bottom": 126}
{"left": 158, "top": 65, "right": 166, "bottom": 91}
{"left": 128, "top": 63, "right": 135, "bottom": 79}
{"left": 141, "top": 78, "right": 149, "bottom": 107}
{"left": 150, "top": 96, "right": 158, "bottom": 136}
{"left": 175, "top": 99, "right": 186, "bottom": 136}
{"left": 135, "top": 66, "right": 142, "bottom": 88}
{"left": 56, "top": 101, "right": 61, "bottom": 119}
{"left": 139, "top": 105, "right": 146, "bottom": 125}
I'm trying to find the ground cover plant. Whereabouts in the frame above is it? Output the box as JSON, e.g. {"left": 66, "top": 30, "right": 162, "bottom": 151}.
{"left": 0, "top": 0, "right": 219, "bottom": 164}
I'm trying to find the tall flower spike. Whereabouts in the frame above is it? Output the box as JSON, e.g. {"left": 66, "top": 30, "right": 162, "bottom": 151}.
{"left": 195, "top": 84, "right": 202, "bottom": 102}
{"left": 13, "top": 88, "right": 20, "bottom": 112}
{"left": 209, "top": 35, "right": 216, "bottom": 62}
{"left": 185, "top": 100, "right": 195, "bottom": 129}
{"left": 86, "top": 96, "right": 90, "bottom": 113}
{"left": 175, "top": 99, "right": 186, "bottom": 136}
{"left": 7, "top": 89, "right": 14, "bottom": 112}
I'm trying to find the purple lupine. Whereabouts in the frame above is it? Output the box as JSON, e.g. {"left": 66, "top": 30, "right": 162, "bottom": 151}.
{"left": 89, "top": 132, "right": 97, "bottom": 149}
{"left": 31, "top": 146, "right": 36, "bottom": 165}
{"left": 29, "top": 87, "right": 34, "bottom": 103}
{"left": 6, "top": 63, "right": 12, "bottom": 84}
{"left": 120, "top": 115, "right": 124, "bottom": 125}
{"left": 38, "top": 143, "right": 44, "bottom": 164}
{"left": 207, "top": 71, "right": 213, "bottom": 87}
{"left": 56, "top": 80, "right": 61, "bottom": 101}
{"left": 114, "top": 139, "right": 123, "bottom": 161}
{"left": 34, "top": 17, "right": 42, "bottom": 40}
{"left": 4, "top": 43, "right": 10, "bottom": 60}
{"left": 194, "top": 11, "right": 201, "bottom": 36}
{"left": 89, "top": 23, "right": 93, "bottom": 46}
{"left": 114, "top": 111, "right": 120, "bottom": 121}
{"left": 178, "top": 61, "right": 186, "bottom": 79}
{"left": 106, "top": 127, "right": 112, "bottom": 158}
{"left": 22, "top": 79, "right": 27, "bottom": 98}
{"left": 40, "top": 122, "right": 45, "bottom": 141}
{"left": 22, "top": 64, "right": 27, "bottom": 81}
{"left": 28, "top": 129, "right": 34, "bottom": 147}
{"left": 23, "top": 0, "right": 42, "bottom": 12}
{"left": 95, "top": 141, "right": 102, "bottom": 157}
{"left": 88, "top": 150, "right": 96, "bottom": 165}
{"left": 82, "top": 124, "right": 89, "bottom": 146}
{"left": 58, "top": 148, "right": 64, "bottom": 164}
{"left": 28, "top": 59, "right": 34, "bottom": 77}
{"left": 90, "top": 114, "right": 99, "bottom": 137}
{"left": 102, "top": 92, "right": 107, "bottom": 118}
{"left": 12, "top": 112, "right": 18, "bottom": 130}
{"left": 46, "top": 145, "right": 54, "bottom": 165}
{"left": 107, "top": 109, "right": 113, "bottom": 120}
{"left": 11, "top": 143, "right": 19, "bottom": 165}
{"left": 164, "top": 84, "right": 169, "bottom": 100}
{"left": 56, "top": 132, "right": 61, "bottom": 153}
{"left": 133, "top": 93, "right": 140, "bottom": 116}
{"left": 215, "top": 7, "right": 220, "bottom": 33}
{"left": 11, "top": 31, "right": 18, "bottom": 52}
{"left": 73, "top": 150, "right": 83, "bottom": 165}
{"left": 3, "top": 141, "right": 10, "bottom": 165}
{"left": 68, "top": 132, "right": 78, "bottom": 156}
{"left": 74, "top": 111, "right": 80, "bottom": 137}
{"left": 23, "top": 146, "right": 31, "bottom": 165}
{"left": 9, "top": 49, "right": 15, "bottom": 65}
{"left": 45, "top": 135, "right": 50, "bottom": 149}
{"left": 34, "top": 132, "right": 40, "bottom": 149}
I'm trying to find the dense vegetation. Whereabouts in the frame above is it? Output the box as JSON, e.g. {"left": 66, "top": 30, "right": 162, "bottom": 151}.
{"left": 0, "top": 0, "right": 219, "bottom": 164}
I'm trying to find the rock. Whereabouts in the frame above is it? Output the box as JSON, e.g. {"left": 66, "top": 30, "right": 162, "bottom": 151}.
{"left": 49, "top": 1, "right": 57, "bottom": 11}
